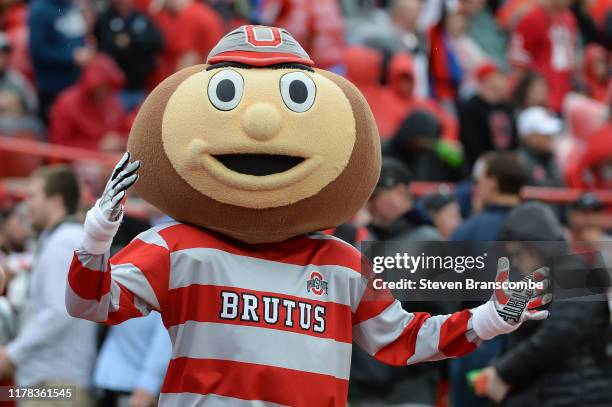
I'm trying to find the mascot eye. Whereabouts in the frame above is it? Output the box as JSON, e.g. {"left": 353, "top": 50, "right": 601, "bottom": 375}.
{"left": 280, "top": 72, "right": 316, "bottom": 113}
{"left": 208, "top": 69, "right": 244, "bottom": 111}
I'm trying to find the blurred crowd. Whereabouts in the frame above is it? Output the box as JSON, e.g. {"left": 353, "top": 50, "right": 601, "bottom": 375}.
{"left": 0, "top": 0, "right": 611, "bottom": 406}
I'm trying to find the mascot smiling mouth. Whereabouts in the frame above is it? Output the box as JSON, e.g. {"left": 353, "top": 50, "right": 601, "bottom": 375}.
{"left": 198, "top": 150, "right": 323, "bottom": 191}
{"left": 213, "top": 154, "right": 305, "bottom": 176}
{"left": 185, "top": 138, "right": 324, "bottom": 191}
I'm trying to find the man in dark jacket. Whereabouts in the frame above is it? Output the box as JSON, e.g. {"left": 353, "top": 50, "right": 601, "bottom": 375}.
{"left": 349, "top": 157, "right": 447, "bottom": 406}
{"left": 28, "top": 0, "right": 93, "bottom": 120}
{"left": 477, "top": 202, "right": 611, "bottom": 406}
{"left": 95, "top": 0, "right": 164, "bottom": 111}
{"left": 451, "top": 151, "right": 527, "bottom": 242}
{"left": 458, "top": 62, "right": 517, "bottom": 170}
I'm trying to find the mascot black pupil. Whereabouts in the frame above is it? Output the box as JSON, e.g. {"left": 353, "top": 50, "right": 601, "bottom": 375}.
{"left": 216, "top": 79, "right": 235, "bottom": 102}
{"left": 289, "top": 80, "right": 308, "bottom": 104}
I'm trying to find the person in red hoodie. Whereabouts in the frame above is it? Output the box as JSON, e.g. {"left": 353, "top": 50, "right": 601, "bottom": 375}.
{"left": 581, "top": 43, "right": 610, "bottom": 104}
{"left": 508, "top": 0, "right": 578, "bottom": 112}
{"left": 49, "top": 54, "right": 129, "bottom": 151}
{"left": 151, "top": 0, "right": 224, "bottom": 86}
{"left": 565, "top": 118, "right": 612, "bottom": 190}
{"left": 565, "top": 82, "right": 612, "bottom": 190}
{"left": 385, "top": 51, "right": 459, "bottom": 141}
{"left": 258, "top": 0, "right": 345, "bottom": 70}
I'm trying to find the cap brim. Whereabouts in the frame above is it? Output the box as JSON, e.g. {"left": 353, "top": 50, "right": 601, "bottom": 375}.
{"left": 208, "top": 51, "right": 315, "bottom": 67}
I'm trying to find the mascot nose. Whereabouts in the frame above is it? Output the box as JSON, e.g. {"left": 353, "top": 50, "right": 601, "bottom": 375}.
{"left": 242, "top": 103, "right": 282, "bottom": 141}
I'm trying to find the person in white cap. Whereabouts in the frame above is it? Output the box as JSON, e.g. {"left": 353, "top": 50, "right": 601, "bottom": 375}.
{"left": 517, "top": 106, "right": 564, "bottom": 188}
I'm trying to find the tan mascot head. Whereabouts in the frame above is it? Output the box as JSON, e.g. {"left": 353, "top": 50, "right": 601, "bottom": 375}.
{"left": 128, "top": 25, "right": 381, "bottom": 243}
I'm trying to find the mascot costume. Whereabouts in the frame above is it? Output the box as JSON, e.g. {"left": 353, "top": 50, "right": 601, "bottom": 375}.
{"left": 66, "top": 26, "right": 550, "bottom": 406}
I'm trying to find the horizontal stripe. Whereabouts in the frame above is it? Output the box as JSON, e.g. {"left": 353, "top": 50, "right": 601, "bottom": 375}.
{"left": 352, "top": 296, "right": 395, "bottom": 325}
{"left": 353, "top": 300, "right": 414, "bottom": 356}
{"left": 76, "top": 249, "right": 108, "bottom": 272}
{"left": 406, "top": 314, "right": 444, "bottom": 364}
{"left": 352, "top": 276, "right": 396, "bottom": 325}
{"left": 162, "top": 358, "right": 348, "bottom": 407}
{"left": 164, "top": 284, "right": 353, "bottom": 343}
{"left": 66, "top": 275, "right": 144, "bottom": 324}
{"left": 136, "top": 228, "right": 170, "bottom": 250}
{"left": 107, "top": 282, "right": 146, "bottom": 323}
{"left": 65, "top": 283, "right": 112, "bottom": 323}
{"left": 168, "top": 321, "right": 352, "bottom": 380}
{"left": 437, "top": 310, "right": 478, "bottom": 357}
{"left": 110, "top": 262, "right": 160, "bottom": 311}
{"left": 158, "top": 224, "right": 362, "bottom": 271}
{"left": 111, "top": 238, "right": 170, "bottom": 311}
{"left": 373, "top": 311, "right": 431, "bottom": 366}
{"left": 160, "top": 393, "right": 287, "bottom": 407}
{"left": 168, "top": 248, "right": 360, "bottom": 309}
{"left": 68, "top": 253, "right": 111, "bottom": 301}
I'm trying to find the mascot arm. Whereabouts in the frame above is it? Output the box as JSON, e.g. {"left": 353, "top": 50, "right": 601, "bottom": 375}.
{"left": 66, "top": 152, "right": 169, "bottom": 324}
{"left": 352, "top": 296, "right": 483, "bottom": 366}
{"left": 352, "top": 258, "right": 551, "bottom": 366}
{"left": 66, "top": 228, "right": 170, "bottom": 324}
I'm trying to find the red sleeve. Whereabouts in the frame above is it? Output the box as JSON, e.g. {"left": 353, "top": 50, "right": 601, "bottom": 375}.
{"left": 352, "top": 274, "right": 479, "bottom": 366}
{"left": 48, "top": 96, "right": 75, "bottom": 146}
{"left": 508, "top": 13, "right": 539, "bottom": 68}
{"left": 66, "top": 228, "right": 171, "bottom": 325}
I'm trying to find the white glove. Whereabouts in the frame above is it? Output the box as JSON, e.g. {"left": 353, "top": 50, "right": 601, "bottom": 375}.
{"left": 472, "top": 257, "right": 552, "bottom": 340}
{"left": 82, "top": 152, "right": 141, "bottom": 255}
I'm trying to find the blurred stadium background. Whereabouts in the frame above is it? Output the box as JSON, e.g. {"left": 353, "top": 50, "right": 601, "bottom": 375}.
{"left": 0, "top": 0, "right": 611, "bottom": 406}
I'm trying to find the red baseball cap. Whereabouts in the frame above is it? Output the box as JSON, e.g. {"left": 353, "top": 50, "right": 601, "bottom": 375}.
{"left": 476, "top": 61, "right": 500, "bottom": 82}
{"left": 207, "top": 25, "right": 315, "bottom": 67}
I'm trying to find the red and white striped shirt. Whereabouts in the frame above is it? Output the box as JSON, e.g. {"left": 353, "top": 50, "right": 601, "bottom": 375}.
{"left": 66, "top": 221, "right": 482, "bottom": 406}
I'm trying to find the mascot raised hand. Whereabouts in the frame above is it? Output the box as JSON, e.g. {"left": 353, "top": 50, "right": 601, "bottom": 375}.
{"left": 66, "top": 26, "right": 550, "bottom": 406}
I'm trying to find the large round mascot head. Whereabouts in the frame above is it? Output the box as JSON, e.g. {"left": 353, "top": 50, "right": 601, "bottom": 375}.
{"left": 128, "top": 26, "right": 381, "bottom": 243}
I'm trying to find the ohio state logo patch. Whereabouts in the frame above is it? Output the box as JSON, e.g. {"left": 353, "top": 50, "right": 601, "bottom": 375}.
{"left": 306, "top": 271, "right": 328, "bottom": 296}
{"left": 244, "top": 25, "right": 283, "bottom": 48}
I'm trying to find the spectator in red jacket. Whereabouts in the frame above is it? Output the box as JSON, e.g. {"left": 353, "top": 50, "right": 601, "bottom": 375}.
{"left": 565, "top": 119, "right": 612, "bottom": 190}
{"left": 151, "top": 0, "right": 224, "bottom": 86}
{"left": 385, "top": 52, "right": 458, "bottom": 141}
{"left": 581, "top": 43, "right": 610, "bottom": 104}
{"left": 259, "top": 0, "right": 345, "bottom": 70}
{"left": 49, "top": 54, "right": 128, "bottom": 151}
{"left": 508, "top": 0, "right": 578, "bottom": 112}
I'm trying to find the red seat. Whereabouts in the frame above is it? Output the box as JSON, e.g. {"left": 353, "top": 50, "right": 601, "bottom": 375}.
{"left": 0, "top": 132, "right": 44, "bottom": 177}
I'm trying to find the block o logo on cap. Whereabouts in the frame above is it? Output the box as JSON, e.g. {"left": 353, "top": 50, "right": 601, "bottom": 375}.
{"left": 244, "top": 26, "right": 283, "bottom": 48}
{"left": 207, "top": 25, "right": 315, "bottom": 67}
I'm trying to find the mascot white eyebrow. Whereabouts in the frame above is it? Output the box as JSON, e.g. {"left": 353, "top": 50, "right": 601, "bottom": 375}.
{"left": 66, "top": 25, "right": 550, "bottom": 406}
